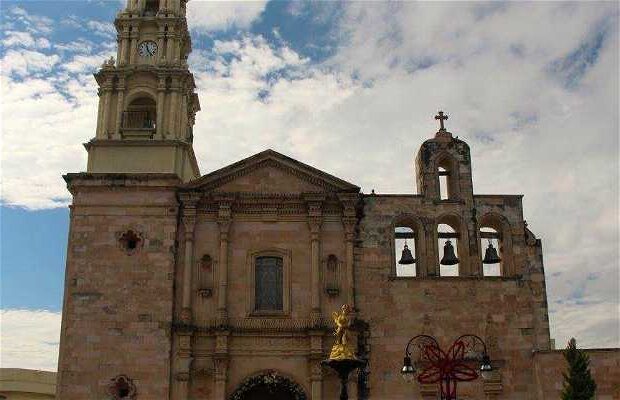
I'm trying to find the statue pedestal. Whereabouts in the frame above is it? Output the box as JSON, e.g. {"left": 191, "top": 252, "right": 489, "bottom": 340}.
{"left": 321, "top": 359, "right": 365, "bottom": 400}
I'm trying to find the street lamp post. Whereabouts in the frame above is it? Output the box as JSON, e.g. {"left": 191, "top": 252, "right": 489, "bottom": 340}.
{"left": 400, "top": 334, "right": 493, "bottom": 400}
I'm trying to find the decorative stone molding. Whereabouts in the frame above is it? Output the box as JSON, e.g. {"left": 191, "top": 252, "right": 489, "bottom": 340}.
{"left": 200, "top": 317, "right": 330, "bottom": 333}
{"left": 117, "top": 229, "right": 143, "bottom": 255}
{"left": 108, "top": 374, "right": 137, "bottom": 400}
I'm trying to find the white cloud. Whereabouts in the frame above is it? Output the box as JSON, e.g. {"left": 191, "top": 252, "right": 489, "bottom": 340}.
{"left": 2, "top": 31, "right": 51, "bottom": 49}
{"left": 7, "top": 6, "right": 54, "bottom": 35}
{"left": 1, "top": 49, "right": 60, "bottom": 77}
{"left": 86, "top": 20, "right": 116, "bottom": 39}
{"left": 0, "top": 309, "right": 61, "bottom": 371}
{"left": 187, "top": 0, "right": 268, "bottom": 32}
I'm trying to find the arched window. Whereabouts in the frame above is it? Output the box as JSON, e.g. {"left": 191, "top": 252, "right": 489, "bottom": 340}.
{"left": 144, "top": 0, "right": 159, "bottom": 15}
{"left": 438, "top": 222, "right": 459, "bottom": 276}
{"left": 255, "top": 256, "right": 283, "bottom": 312}
{"left": 123, "top": 96, "right": 156, "bottom": 131}
{"left": 437, "top": 157, "right": 458, "bottom": 200}
{"left": 395, "top": 226, "right": 416, "bottom": 277}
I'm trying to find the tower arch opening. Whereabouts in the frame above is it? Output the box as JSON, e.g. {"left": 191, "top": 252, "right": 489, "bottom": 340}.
{"left": 122, "top": 96, "right": 156, "bottom": 132}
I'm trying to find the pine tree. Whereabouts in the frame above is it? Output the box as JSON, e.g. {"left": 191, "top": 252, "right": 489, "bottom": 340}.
{"left": 561, "top": 338, "right": 597, "bottom": 400}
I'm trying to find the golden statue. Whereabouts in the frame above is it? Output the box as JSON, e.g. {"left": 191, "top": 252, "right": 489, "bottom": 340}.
{"left": 329, "top": 304, "right": 357, "bottom": 360}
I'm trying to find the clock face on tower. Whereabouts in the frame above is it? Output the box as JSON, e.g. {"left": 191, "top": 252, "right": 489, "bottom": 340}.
{"left": 138, "top": 41, "right": 158, "bottom": 57}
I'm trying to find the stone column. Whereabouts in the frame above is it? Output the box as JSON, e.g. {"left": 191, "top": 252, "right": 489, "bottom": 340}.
{"left": 100, "top": 78, "right": 113, "bottom": 138}
{"left": 115, "top": 76, "right": 125, "bottom": 138}
{"left": 309, "top": 330, "right": 323, "bottom": 400}
{"left": 180, "top": 193, "right": 199, "bottom": 323}
{"left": 128, "top": 26, "right": 138, "bottom": 65}
{"left": 343, "top": 217, "right": 356, "bottom": 308}
{"left": 95, "top": 88, "right": 105, "bottom": 138}
{"left": 427, "top": 219, "right": 440, "bottom": 277}
{"left": 216, "top": 199, "right": 232, "bottom": 324}
{"left": 339, "top": 194, "right": 358, "bottom": 308}
{"left": 156, "top": 76, "right": 166, "bottom": 138}
{"left": 305, "top": 194, "right": 324, "bottom": 323}
{"left": 168, "top": 78, "right": 180, "bottom": 137}
{"left": 213, "top": 336, "right": 230, "bottom": 400}
{"left": 167, "top": 32, "right": 176, "bottom": 63}
{"left": 157, "top": 28, "right": 166, "bottom": 64}
{"left": 172, "top": 333, "right": 192, "bottom": 400}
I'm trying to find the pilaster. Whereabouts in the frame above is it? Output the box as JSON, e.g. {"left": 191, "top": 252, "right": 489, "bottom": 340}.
{"left": 179, "top": 193, "right": 200, "bottom": 323}
{"left": 100, "top": 77, "right": 113, "bottom": 138}
{"left": 216, "top": 197, "right": 233, "bottom": 324}
{"left": 114, "top": 76, "right": 125, "bottom": 139}
{"left": 339, "top": 193, "right": 358, "bottom": 308}
{"left": 305, "top": 194, "right": 325, "bottom": 324}
{"left": 213, "top": 333, "right": 230, "bottom": 400}
{"left": 308, "top": 330, "right": 324, "bottom": 400}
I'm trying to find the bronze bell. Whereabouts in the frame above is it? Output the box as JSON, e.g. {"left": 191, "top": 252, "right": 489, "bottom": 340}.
{"left": 483, "top": 241, "right": 501, "bottom": 264}
{"left": 399, "top": 243, "right": 415, "bottom": 265}
{"left": 440, "top": 240, "right": 459, "bottom": 265}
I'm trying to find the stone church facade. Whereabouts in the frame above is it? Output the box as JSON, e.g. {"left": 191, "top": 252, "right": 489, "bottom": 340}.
{"left": 56, "top": 1, "right": 619, "bottom": 399}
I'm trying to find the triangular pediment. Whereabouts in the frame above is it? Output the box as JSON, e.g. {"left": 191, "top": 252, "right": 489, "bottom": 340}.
{"left": 185, "top": 149, "right": 359, "bottom": 194}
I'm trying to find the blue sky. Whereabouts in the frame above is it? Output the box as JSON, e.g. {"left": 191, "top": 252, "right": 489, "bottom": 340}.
{"left": 1, "top": 0, "right": 619, "bottom": 371}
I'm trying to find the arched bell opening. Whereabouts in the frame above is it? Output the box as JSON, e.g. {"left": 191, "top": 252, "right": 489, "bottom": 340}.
{"left": 479, "top": 213, "right": 513, "bottom": 277}
{"left": 392, "top": 216, "right": 425, "bottom": 277}
{"left": 436, "top": 213, "right": 466, "bottom": 276}
{"left": 480, "top": 227, "right": 501, "bottom": 276}
{"left": 436, "top": 156, "right": 459, "bottom": 200}
{"left": 122, "top": 96, "right": 156, "bottom": 135}
{"left": 395, "top": 226, "right": 416, "bottom": 277}
{"left": 438, "top": 223, "right": 459, "bottom": 276}
{"left": 144, "top": 0, "right": 159, "bottom": 16}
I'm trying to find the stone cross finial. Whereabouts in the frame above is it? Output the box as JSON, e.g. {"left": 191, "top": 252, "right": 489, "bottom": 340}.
{"left": 435, "top": 111, "right": 448, "bottom": 131}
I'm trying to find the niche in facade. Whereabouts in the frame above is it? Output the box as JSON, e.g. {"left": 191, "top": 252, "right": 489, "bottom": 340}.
{"left": 324, "top": 254, "right": 341, "bottom": 296}
{"left": 197, "top": 254, "right": 214, "bottom": 298}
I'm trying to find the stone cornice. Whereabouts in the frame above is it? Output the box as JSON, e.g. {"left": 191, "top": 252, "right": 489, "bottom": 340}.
{"left": 188, "top": 318, "right": 332, "bottom": 334}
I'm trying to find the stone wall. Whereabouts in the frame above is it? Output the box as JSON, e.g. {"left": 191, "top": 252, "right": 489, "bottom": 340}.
{"left": 56, "top": 174, "right": 180, "bottom": 399}
{"left": 355, "top": 194, "right": 552, "bottom": 399}
{"left": 533, "top": 349, "right": 620, "bottom": 400}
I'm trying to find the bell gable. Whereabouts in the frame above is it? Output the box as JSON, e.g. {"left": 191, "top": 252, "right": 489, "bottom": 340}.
{"left": 185, "top": 149, "right": 360, "bottom": 194}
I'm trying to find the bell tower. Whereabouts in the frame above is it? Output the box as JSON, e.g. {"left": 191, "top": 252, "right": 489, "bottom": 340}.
{"left": 86, "top": 0, "right": 200, "bottom": 181}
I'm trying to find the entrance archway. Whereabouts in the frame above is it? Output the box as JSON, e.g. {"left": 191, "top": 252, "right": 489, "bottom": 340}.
{"left": 229, "top": 370, "right": 307, "bottom": 400}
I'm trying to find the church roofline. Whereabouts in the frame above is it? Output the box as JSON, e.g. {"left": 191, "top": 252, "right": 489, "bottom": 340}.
{"left": 183, "top": 149, "right": 360, "bottom": 192}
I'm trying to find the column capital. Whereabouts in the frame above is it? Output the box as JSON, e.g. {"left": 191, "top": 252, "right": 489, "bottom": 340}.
{"left": 337, "top": 193, "right": 359, "bottom": 217}
{"left": 343, "top": 216, "right": 357, "bottom": 240}
{"left": 308, "top": 216, "right": 322, "bottom": 239}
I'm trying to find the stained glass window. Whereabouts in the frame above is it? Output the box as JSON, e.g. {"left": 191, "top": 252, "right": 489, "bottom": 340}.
{"left": 255, "top": 256, "right": 283, "bottom": 311}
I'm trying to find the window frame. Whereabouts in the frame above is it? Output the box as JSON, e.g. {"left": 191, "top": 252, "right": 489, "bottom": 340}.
{"left": 246, "top": 248, "right": 291, "bottom": 317}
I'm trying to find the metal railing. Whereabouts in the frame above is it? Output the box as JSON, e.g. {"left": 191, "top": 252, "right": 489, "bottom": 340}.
{"left": 122, "top": 111, "right": 156, "bottom": 130}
